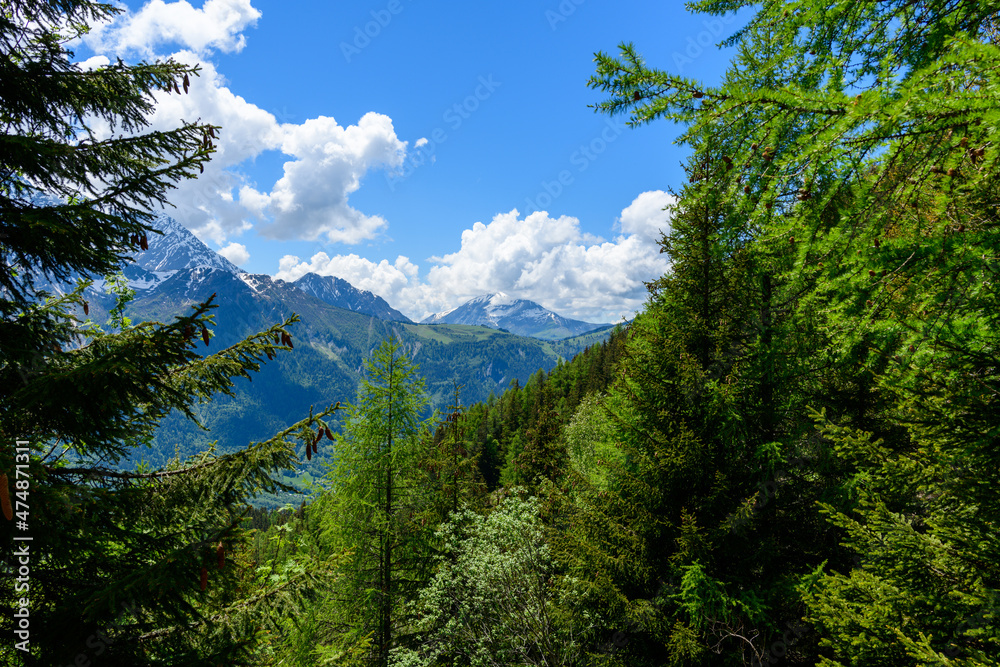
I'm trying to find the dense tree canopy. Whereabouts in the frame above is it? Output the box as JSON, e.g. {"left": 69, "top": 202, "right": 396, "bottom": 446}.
{"left": 4, "top": 0, "right": 998, "bottom": 665}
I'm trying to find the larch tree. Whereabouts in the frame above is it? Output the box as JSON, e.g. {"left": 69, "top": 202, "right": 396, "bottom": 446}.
{"left": 315, "top": 337, "right": 430, "bottom": 667}
{"left": 576, "top": 0, "right": 1000, "bottom": 664}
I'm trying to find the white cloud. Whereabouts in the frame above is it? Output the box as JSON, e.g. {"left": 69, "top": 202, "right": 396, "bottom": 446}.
{"left": 137, "top": 53, "right": 280, "bottom": 242}
{"left": 77, "top": 55, "right": 110, "bottom": 71}
{"left": 278, "top": 253, "right": 418, "bottom": 295}
{"left": 218, "top": 242, "right": 250, "bottom": 265}
{"left": 617, "top": 189, "right": 675, "bottom": 240}
{"left": 84, "top": 0, "right": 261, "bottom": 58}
{"left": 274, "top": 192, "right": 673, "bottom": 323}
{"left": 95, "top": 54, "right": 406, "bottom": 247}
{"left": 242, "top": 113, "right": 408, "bottom": 244}
{"left": 79, "top": 14, "right": 407, "bottom": 248}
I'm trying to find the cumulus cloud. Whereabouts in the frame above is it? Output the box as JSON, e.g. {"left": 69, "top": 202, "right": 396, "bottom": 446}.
{"left": 76, "top": 2, "right": 408, "bottom": 249}
{"left": 84, "top": 0, "right": 261, "bottom": 58}
{"left": 76, "top": 55, "right": 110, "bottom": 71}
{"left": 278, "top": 253, "right": 418, "bottom": 294}
{"left": 617, "top": 189, "right": 675, "bottom": 240}
{"left": 275, "top": 192, "right": 673, "bottom": 323}
{"left": 218, "top": 242, "right": 250, "bottom": 265}
{"left": 136, "top": 53, "right": 280, "bottom": 242}
{"left": 241, "top": 113, "right": 407, "bottom": 244}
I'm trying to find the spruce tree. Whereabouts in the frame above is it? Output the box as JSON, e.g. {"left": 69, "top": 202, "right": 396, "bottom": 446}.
{"left": 417, "top": 384, "right": 485, "bottom": 525}
{"left": 578, "top": 0, "right": 1000, "bottom": 663}
{"left": 1, "top": 1, "right": 340, "bottom": 663}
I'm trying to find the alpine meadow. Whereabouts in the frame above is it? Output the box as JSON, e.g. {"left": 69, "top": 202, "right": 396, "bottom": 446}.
{"left": 2, "top": 0, "right": 999, "bottom": 665}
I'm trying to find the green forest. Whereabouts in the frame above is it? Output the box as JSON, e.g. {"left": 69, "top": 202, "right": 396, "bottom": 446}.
{"left": 2, "top": 0, "right": 999, "bottom": 665}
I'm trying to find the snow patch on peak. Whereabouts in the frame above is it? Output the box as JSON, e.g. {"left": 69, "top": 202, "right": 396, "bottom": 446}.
{"left": 136, "top": 213, "right": 244, "bottom": 277}
{"left": 418, "top": 292, "right": 611, "bottom": 340}
{"left": 239, "top": 273, "right": 270, "bottom": 294}
{"left": 487, "top": 292, "right": 516, "bottom": 308}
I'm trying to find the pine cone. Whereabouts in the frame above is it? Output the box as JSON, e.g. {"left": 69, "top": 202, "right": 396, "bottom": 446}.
{"left": 0, "top": 474, "right": 11, "bottom": 521}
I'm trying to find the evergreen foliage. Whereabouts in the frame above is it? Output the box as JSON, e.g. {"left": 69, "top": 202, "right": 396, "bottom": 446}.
{"left": 299, "top": 337, "right": 431, "bottom": 666}
{"left": 0, "top": 1, "right": 340, "bottom": 663}
{"left": 7, "top": 0, "right": 999, "bottom": 664}
{"left": 566, "top": 0, "right": 1000, "bottom": 663}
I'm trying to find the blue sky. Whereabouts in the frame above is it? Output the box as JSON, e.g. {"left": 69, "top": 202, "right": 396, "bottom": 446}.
{"left": 73, "top": 0, "right": 746, "bottom": 323}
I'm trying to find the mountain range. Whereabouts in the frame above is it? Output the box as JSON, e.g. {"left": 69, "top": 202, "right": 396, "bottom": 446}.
{"left": 289, "top": 272, "right": 412, "bottom": 323}
{"left": 58, "top": 212, "right": 620, "bottom": 483}
{"left": 113, "top": 211, "right": 611, "bottom": 338}
{"left": 421, "top": 292, "right": 612, "bottom": 340}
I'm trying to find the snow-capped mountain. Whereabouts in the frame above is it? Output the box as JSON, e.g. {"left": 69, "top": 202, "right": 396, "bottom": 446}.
{"left": 287, "top": 273, "right": 412, "bottom": 323}
{"left": 82, "top": 214, "right": 412, "bottom": 324}
{"left": 75, "top": 212, "right": 244, "bottom": 296}
{"left": 420, "top": 292, "right": 611, "bottom": 341}
{"left": 134, "top": 213, "right": 243, "bottom": 277}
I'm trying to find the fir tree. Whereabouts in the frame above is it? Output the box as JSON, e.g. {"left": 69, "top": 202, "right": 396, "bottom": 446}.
{"left": 0, "top": 1, "right": 340, "bottom": 663}
{"left": 417, "top": 384, "right": 485, "bottom": 524}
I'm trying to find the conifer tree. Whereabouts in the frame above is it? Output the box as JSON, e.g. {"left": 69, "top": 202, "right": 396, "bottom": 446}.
{"left": 577, "top": 0, "right": 1000, "bottom": 663}
{"left": 0, "top": 1, "right": 340, "bottom": 663}
{"left": 417, "top": 384, "right": 485, "bottom": 524}
{"left": 316, "top": 337, "right": 430, "bottom": 666}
